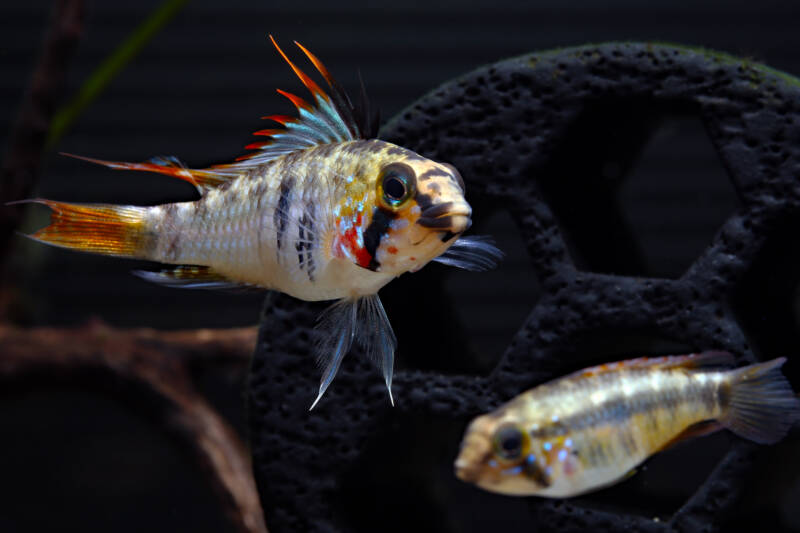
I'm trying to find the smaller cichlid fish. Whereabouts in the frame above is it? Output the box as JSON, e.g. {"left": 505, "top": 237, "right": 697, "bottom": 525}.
{"left": 455, "top": 352, "right": 800, "bottom": 498}
{"left": 14, "top": 37, "right": 503, "bottom": 409}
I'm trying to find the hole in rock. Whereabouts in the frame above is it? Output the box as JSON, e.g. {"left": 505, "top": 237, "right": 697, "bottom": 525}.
{"left": 537, "top": 97, "right": 738, "bottom": 279}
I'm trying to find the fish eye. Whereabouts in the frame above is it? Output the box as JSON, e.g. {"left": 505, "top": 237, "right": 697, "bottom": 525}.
{"left": 378, "top": 162, "right": 415, "bottom": 210}
{"left": 493, "top": 423, "right": 527, "bottom": 461}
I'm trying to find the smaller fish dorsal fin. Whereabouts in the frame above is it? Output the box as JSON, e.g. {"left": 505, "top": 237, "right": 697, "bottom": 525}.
{"left": 60, "top": 36, "right": 379, "bottom": 192}
{"left": 571, "top": 351, "right": 735, "bottom": 379}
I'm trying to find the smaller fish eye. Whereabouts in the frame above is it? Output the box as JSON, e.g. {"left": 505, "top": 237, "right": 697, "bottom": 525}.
{"left": 493, "top": 423, "right": 526, "bottom": 461}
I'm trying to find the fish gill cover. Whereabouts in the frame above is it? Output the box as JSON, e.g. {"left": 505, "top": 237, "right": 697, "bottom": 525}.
{"left": 248, "top": 43, "right": 800, "bottom": 532}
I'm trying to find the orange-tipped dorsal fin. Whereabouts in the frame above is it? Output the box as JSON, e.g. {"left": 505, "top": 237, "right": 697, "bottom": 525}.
{"left": 208, "top": 36, "right": 378, "bottom": 173}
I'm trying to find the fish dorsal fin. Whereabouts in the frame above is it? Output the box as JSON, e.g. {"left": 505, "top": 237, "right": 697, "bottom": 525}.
{"left": 61, "top": 37, "right": 379, "bottom": 191}
{"left": 572, "top": 351, "right": 735, "bottom": 379}
{"left": 209, "top": 35, "right": 379, "bottom": 175}
{"left": 133, "top": 265, "right": 259, "bottom": 291}
{"left": 61, "top": 153, "right": 233, "bottom": 195}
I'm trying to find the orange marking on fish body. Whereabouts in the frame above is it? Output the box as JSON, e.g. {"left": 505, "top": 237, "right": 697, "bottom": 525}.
{"left": 387, "top": 246, "right": 398, "bottom": 254}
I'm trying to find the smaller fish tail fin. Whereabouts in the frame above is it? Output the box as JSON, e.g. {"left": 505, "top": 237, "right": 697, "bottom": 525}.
{"left": 61, "top": 153, "right": 231, "bottom": 193}
{"left": 15, "top": 199, "right": 150, "bottom": 258}
{"left": 722, "top": 357, "right": 800, "bottom": 444}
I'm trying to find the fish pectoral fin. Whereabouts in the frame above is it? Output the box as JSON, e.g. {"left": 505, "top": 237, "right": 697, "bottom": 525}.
{"left": 134, "top": 265, "right": 257, "bottom": 291}
{"left": 657, "top": 420, "right": 724, "bottom": 453}
{"left": 355, "top": 294, "right": 398, "bottom": 405}
{"left": 310, "top": 299, "right": 358, "bottom": 410}
{"left": 432, "top": 235, "right": 504, "bottom": 272}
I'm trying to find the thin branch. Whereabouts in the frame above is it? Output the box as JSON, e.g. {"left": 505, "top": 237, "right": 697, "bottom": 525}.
{"left": 0, "top": 321, "right": 266, "bottom": 533}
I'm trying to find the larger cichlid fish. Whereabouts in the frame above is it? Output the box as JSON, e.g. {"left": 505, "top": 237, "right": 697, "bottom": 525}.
{"left": 15, "top": 37, "right": 502, "bottom": 408}
{"left": 455, "top": 352, "right": 799, "bottom": 497}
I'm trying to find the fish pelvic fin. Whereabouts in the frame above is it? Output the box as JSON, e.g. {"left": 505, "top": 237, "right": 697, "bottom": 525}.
{"left": 61, "top": 153, "right": 233, "bottom": 195}
{"left": 15, "top": 199, "right": 150, "bottom": 258}
{"left": 311, "top": 299, "right": 358, "bottom": 410}
{"left": 356, "top": 294, "right": 398, "bottom": 406}
{"left": 432, "top": 234, "right": 504, "bottom": 272}
{"left": 722, "top": 357, "right": 800, "bottom": 444}
{"left": 309, "top": 294, "right": 398, "bottom": 409}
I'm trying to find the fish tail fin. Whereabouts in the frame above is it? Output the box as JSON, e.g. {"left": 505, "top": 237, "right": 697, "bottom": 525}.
{"left": 14, "top": 199, "right": 151, "bottom": 258}
{"left": 722, "top": 357, "right": 800, "bottom": 444}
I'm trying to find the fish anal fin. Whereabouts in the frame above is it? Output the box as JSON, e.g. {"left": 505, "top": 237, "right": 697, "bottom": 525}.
{"left": 61, "top": 153, "right": 232, "bottom": 194}
{"left": 134, "top": 265, "right": 256, "bottom": 291}
{"left": 574, "top": 351, "right": 736, "bottom": 379}
{"left": 658, "top": 420, "right": 723, "bottom": 453}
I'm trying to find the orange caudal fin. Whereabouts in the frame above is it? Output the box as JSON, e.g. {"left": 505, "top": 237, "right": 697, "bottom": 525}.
{"left": 61, "top": 153, "right": 232, "bottom": 193}
{"left": 14, "top": 199, "right": 151, "bottom": 258}
{"left": 722, "top": 357, "right": 800, "bottom": 444}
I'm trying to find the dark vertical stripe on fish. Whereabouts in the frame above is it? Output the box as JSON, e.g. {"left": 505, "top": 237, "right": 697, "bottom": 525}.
{"left": 275, "top": 175, "right": 295, "bottom": 252}
{"left": 295, "top": 200, "right": 316, "bottom": 282}
{"left": 363, "top": 207, "right": 395, "bottom": 271}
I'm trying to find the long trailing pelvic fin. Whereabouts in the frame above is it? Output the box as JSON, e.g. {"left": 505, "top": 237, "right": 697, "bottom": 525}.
{"left": 311, "top": 299, "right": 358, "bottom": 410}
{"left": 356, "top": 294, "right": 398, "bottom": 406}
{"left": 432, "top": 235, "right": 504, "bottom": 272}
{"left": 310, "top": 295, "right": 398, "bottom": 409}
{"left": 12, "top": 199, "right": 150, "bottom": 258}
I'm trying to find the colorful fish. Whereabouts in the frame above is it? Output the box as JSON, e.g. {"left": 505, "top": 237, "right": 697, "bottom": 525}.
{"left": 455, "top": 352, "right": 799, "bottom": 497}
{"left": 14, "top": 36, "right": 502, "bottom": 408}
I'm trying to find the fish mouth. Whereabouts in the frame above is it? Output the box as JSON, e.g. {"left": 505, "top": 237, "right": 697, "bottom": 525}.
{"left": 454, "top": 433, "right": 492, "bottom": 484}
{"left": 416, "top": 201, "right": 472, "bottom": 233}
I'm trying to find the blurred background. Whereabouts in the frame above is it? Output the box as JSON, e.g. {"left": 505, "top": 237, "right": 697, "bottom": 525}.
{"left": 2, "top": 0, "right": 800, "bottom": 531}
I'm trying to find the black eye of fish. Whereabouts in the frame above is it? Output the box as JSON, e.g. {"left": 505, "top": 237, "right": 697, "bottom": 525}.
{"left": 493, "top": 423, "right": 525, "bottom": 460}
{"left": 384, "top": 175, "right": 406, "bottom": 201}
{"left": 379, "top": 162, "right": 416, "bottom": 209}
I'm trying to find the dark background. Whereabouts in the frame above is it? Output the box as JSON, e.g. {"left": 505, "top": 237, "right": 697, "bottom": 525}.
{"left": 2, "top": 1, "right": 800, "bottom": 531}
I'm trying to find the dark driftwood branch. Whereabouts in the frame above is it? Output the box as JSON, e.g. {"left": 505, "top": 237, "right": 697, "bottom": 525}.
{"left": 0, "top": 322, "right": 266, "bottom": 533}
{"left": 0, "top": 0, "right": 85, "bottom": 261}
